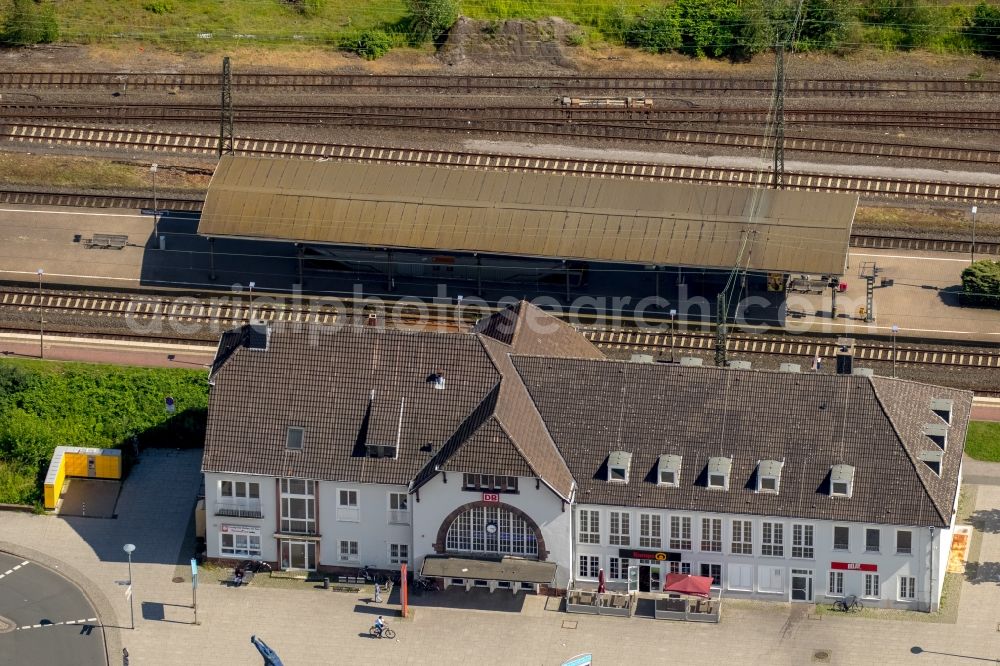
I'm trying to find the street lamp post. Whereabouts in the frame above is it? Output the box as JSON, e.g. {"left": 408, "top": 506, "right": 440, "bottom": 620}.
{"left": 971, "top": 205, "right": 978, "bottom": 264}
{"left": 123, "top": 543, "right": 136, "bottom": 630}
{"left": 669, "top": 309, "right": 677, "bottom": 363}
{"left": 248, "top": 281, "right": 256, "bottom": 322}
{"left": 891, "top": 324, "right": 899, "bottom": 378}
{"left": 150, "top": 163, "right": 159, "bottom": 242}
{"left": 36, "top": 268, "right": 44, "bottom": 359}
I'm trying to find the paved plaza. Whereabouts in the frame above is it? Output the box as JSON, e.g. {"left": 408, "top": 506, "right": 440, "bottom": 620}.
{"left": 1, "top": 449, "right": 999, "bottom": 665}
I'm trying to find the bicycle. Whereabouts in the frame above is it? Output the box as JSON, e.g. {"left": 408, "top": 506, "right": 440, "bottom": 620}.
{"left": 414, "top": 576, "right": 439, "bottom": 592}
{"left": 833, "top": 595, "right": 863, "bottom": 612}
{"left": 369, "top": 625, "right": 396, "bottom": 639}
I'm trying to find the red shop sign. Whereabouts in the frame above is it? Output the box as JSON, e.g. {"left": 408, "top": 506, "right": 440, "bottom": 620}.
{"left": 831, "top": 562, "right": 877, "bottom": 572}
{"left": 482, "top": 493, "right": 500, "bottom": 503}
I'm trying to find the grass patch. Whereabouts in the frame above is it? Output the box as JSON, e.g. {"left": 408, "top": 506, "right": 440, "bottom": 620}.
{"left": 965, "top": 421, "right": 1000, "bottom": 462}
{"left": 0, "top": 359, "right": 209, "bottom": 505}
{"left": 0, "top": 154, "right": 212, "bottom": 192}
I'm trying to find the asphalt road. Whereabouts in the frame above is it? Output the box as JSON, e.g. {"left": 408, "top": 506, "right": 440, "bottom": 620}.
{"left": 0, "top": 552, "right": 106, "bottom": 666}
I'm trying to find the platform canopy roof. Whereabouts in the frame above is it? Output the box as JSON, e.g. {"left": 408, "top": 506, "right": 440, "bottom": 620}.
{"left": 199, "top": 156, "right": 858, "bottom": 276}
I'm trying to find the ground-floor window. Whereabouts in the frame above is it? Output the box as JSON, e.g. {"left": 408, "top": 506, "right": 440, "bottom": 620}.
{"left": 221, "top": 532, "right": 261, "bottom": 557}
{"left": 338, "top": 540, "right": 359, "bottom": 563}
{"left": 828, "top": 571, "right": 844, "bottom": 595}
{"left": 899, "top": 576, "right": 916, "bottom": 600}
{"left": 609, "top": 557, "right": 630, "bottom": 580}
{"left": 578, "top": 555, "right": 599, "bottom": 579}
{"left": 446, "top": 505, "right": 539, "bottom": 556}
{"left": 389, "top": 543, "right": 408, "bottom": 565}
{"left": 699, "top": 563, "right": 721, "bottom": 586}
{"left": 728, "top": 563, "right": 752, "bottom": 591}
{"left": 864, "top": 573, "right": 880, "bottom": 599}
{"left": 758, "top": 566, "right": 785, "bottom": 593}
{"left": 668, "top": 561, "right": 691, "bottom": 575}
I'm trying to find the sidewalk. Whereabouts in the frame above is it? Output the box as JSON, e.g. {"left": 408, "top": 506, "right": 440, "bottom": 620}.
{"left": 1, "top": 449, "right": 999, "bottom": 665}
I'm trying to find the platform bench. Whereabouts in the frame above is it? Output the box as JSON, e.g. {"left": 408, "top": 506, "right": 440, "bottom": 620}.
{"left": 84, "top": 234, "right": 129, "bottom": 249}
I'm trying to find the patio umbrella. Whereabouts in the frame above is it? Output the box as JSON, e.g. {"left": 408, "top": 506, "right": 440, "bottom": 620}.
{"left": 597, "top": 568, "right": 606, "bottom": 593}
{"left": 251, "top": 635, "right": 285, "bottom": 666}
{"left": 663, "top": 573, "right": 712, "bottom": 599}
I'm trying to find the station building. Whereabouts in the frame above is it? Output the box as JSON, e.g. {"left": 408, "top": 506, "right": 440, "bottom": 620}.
{"left": 201, "top": 302, "right": 970, "bottom": 611}
{"left": 198, "top": 156, "right": 858, "bottom": 324}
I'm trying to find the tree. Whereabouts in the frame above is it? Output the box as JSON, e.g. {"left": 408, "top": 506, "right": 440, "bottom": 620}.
{"left": 792, "top": 0, "right": 854, "bottom": 51}
{"left": 960, "top": 260, "right": 1000, "bottom": 308}
{"left": 625, "top": 6, "right": 682, "bottom": 53}
{"left": 405, "top": 0, "right": 459, "bottom": 44}
{"left": 1, "top": 0, "right": 59, "bottom": 46}
{"left": 670, "top": 0, "right": 743, "bottom": 58}
{"left": 967, "top": 2, "right": 1000, "bottom": 57}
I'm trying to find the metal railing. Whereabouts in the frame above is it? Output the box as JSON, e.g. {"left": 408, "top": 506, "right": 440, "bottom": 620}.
{"left": 216, "top": 499, "right": 263, "bottom": 518}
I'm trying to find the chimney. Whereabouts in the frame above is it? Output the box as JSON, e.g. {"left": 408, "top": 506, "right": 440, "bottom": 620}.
{"left": 836, "top": 338, "right": 855, "bottom": 375}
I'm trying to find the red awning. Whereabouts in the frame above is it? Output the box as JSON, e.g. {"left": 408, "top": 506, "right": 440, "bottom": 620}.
{"left": 663, "top": 573, "right": 713, "bottom": 598}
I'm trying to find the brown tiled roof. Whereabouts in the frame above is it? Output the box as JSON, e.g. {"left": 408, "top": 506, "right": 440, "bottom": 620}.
{"left": 203, "top": 325, "right": 501, "bottom": 485}
{"left": 473, "top": 301, "right": 604, "bottom": 359}
{"left": 512, "top": 357, "right": 971, "bottom": 527}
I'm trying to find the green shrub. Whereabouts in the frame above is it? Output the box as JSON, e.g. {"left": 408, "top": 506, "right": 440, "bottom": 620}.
{"left": 792, "top": 0, "right": 855, "bottom": 51}
{"left": 967, "top": 2, "right": 1000, "bottom": 57}
{"left": 406, "top": 0, "right": 460, "bottom": 43}
{"left": 565, "top": 31, "right": 586, "bottom": 46}
{"left": 346, "top": 28, "right": 394, "bottom": 59}
{"left": 142, "top": 0, "right": 173, "bottom": 14}
{"left": 960, "top": 259, "right": 1000, "bottom": 307}
{"left": 625, "top": 5, "right": 681, "bottom": 53}
{"left": 859, "top": 0, "right": 934, "bottom": 48}
{"left": 1, "top": 0, "right": 59, "bottom": 45}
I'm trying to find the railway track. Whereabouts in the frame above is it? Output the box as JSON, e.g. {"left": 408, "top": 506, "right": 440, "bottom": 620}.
{"left": 5, "top": 103, "right": 1000, "bottom": 131}
{"left": 4, "top": 124, "right": 999, "bottom": 204}
{"left": 1, "top": 188, "right": 997, "bottom": 256}
{"left": 2, "top": 72, "right": 998, "bottom": 96}
{"left": 585, "top": 328, "right": 1000, "bottom": 369}
{"left": 1, "top": 287, "right": 996, "bottom": 371}
{"left": 3, "top": 106, "right": 997, "bottom": 167}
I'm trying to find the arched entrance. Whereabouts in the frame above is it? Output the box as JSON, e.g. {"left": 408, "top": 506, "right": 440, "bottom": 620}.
{"left": 434, "top": 501, "right": 548, "bottom": 559}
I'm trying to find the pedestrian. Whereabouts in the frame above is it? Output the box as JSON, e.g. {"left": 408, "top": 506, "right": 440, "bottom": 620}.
{"left": 812, "top": 354, "right": 822, "bottom": 372}
{"left": 374, "top": 582, "right": 382, "bottom": 604}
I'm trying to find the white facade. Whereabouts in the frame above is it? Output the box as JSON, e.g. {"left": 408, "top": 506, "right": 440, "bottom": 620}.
{"left": 572, "top": 503, "right": 950, "bottom": 611}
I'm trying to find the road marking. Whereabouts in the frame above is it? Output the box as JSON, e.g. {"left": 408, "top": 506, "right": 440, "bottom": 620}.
{"left": 0, "top": 561, "right": 30, "bottom": 581}
{"left": 0, "top": 207, "right": 146, "bottom": 218}
{"left": 850, "top": 252, "right": 975, "bottom": 263}
{"left": 16, "top": 617, "right": 98, "bottom": 631}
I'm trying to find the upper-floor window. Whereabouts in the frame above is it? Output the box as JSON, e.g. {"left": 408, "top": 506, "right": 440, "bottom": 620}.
{"left": 896, "top": 530, "right": 912, "bottom": 555}
{"left": 731, "top": 520, "right": 753, "bottom": 555}
{"left": 640, "top": 514, "right": 662, "bottom": 549}
{"left": 791, "top": 524, "right": 814, "bottom": 559}
{"left": 609, "top": 511, "right": 630, "bottom": 546}
{"left": 579, "top": 509, "right": 600, "bottom": 544}
{"left": 217, "top": 479, "right": 262, "bottom": 518}
{"left": 337, "top": 489, "right": 360, "bottom": 522}
{"left": 834, "top": 525, "right": 850, "bottom": 551}
{"left": 700, "top": 518, "right": 722, "bottom": 552}
{"left": 462, "top": 474, "right": 518, "bottom": 493}
{"left": 279, "top": 478, "right": 315, "bottom": 534}
{"left": 865, "top": 528, "right": 881, "bottom": 553}
{"left": 669, "top": 516, "right": 692, "bottom": 550}
{"left": 761, "top": 521, "right": 783, "bottom": 557}
{"left": 388, "top": 492, "right": 409, "bottom": 525}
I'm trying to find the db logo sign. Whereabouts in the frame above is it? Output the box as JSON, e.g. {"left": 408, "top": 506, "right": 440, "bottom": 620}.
{"left": 482, "top": 493, "right": 500, "bottom": 503}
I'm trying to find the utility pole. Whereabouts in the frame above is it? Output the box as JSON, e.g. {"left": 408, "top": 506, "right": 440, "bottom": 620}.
{"left": 36, "top": 268, "right": 44, "bottom": 359}
{"left": 714, "top": 293, "right": 728, "bottom": 367}
{"left": 970, "top": 205, "right": 978, "bottom": 264}
{"left": 771, "top": 43, "right": 786, "bottom": 189}
{"left": 219, "top": 56, "right": 234, "bottom": 157}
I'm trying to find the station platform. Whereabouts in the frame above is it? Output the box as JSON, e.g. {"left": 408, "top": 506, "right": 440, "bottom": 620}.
{"left": 1, "top": 204, "right": 998, "bottom": 343}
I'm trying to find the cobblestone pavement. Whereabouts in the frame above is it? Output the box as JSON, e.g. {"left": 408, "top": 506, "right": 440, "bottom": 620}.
{"left": 1, "top": 449, "right": 999, "bottom": 666}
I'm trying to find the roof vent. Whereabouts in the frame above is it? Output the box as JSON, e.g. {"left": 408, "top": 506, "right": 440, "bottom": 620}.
{"left": 727, "top": 360, "right": 752, "bottom": 370}
{"left": 931, "top": 398, "right": 953, "bottom": 424}
{"left": 836, "top": 338, "right": 856, "bottom": 375}
{"left": 852, "top": 367, "right": 874, "bottom": 377}
{"left": 919, "top": 449, "right": 943, "bottom": 475}
{"left": 922, "top": 423, "right": 948, "bottom": 450}
{"left": 679, "top": 357, "right": 703, "bottom": 367}
{"left": 607, "top": 451, "right": 632, "bottom": 483}
{"left": 629, "top": 354, "right": 655, "bottom": 364}
{"left": 427, "top": 372, "right": 446, "bottom": 390}
{"left": 779, "top": 363, "right": 801, "bottom": 373}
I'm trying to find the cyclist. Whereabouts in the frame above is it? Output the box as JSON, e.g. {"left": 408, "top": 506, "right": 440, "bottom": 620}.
{"left": 374, "top": 615, "right": 385, "bottom": 637}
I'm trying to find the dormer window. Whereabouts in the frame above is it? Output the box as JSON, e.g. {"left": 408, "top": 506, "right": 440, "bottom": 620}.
{"left": 830, "top": 464, "right": 854, "bottom": 498}
{"left": 286, "top": 426, "right": 304, "bottom": 450}
{"left": 919, "top": 449, "right": 943, "bottom": 475}
{"left": 757, "top": 460, "right": 783, "bottom": 494}
{"left": 658, "top": 454, "right": 681, "bottom": 487}
{"left": 931, "top": 398, "right": 953, "bottom": 424}
{"left": 923, "top": 423, "right": 948, "bottom": 450}
{"left": 707, "top": 457, "right": 731, "bottom": 490}
{"left": 428, "top": 372, "right": 446, "bottom": 390}
{"left": 607, "top": 451, "right": 631, "bottom": 484}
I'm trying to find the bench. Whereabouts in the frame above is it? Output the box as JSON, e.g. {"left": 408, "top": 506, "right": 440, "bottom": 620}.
{"left": 225, "top": 570, "right": 254, "bottom": 587}
{"left": 83, "top": 233, "right": 129, "bottom": 249}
